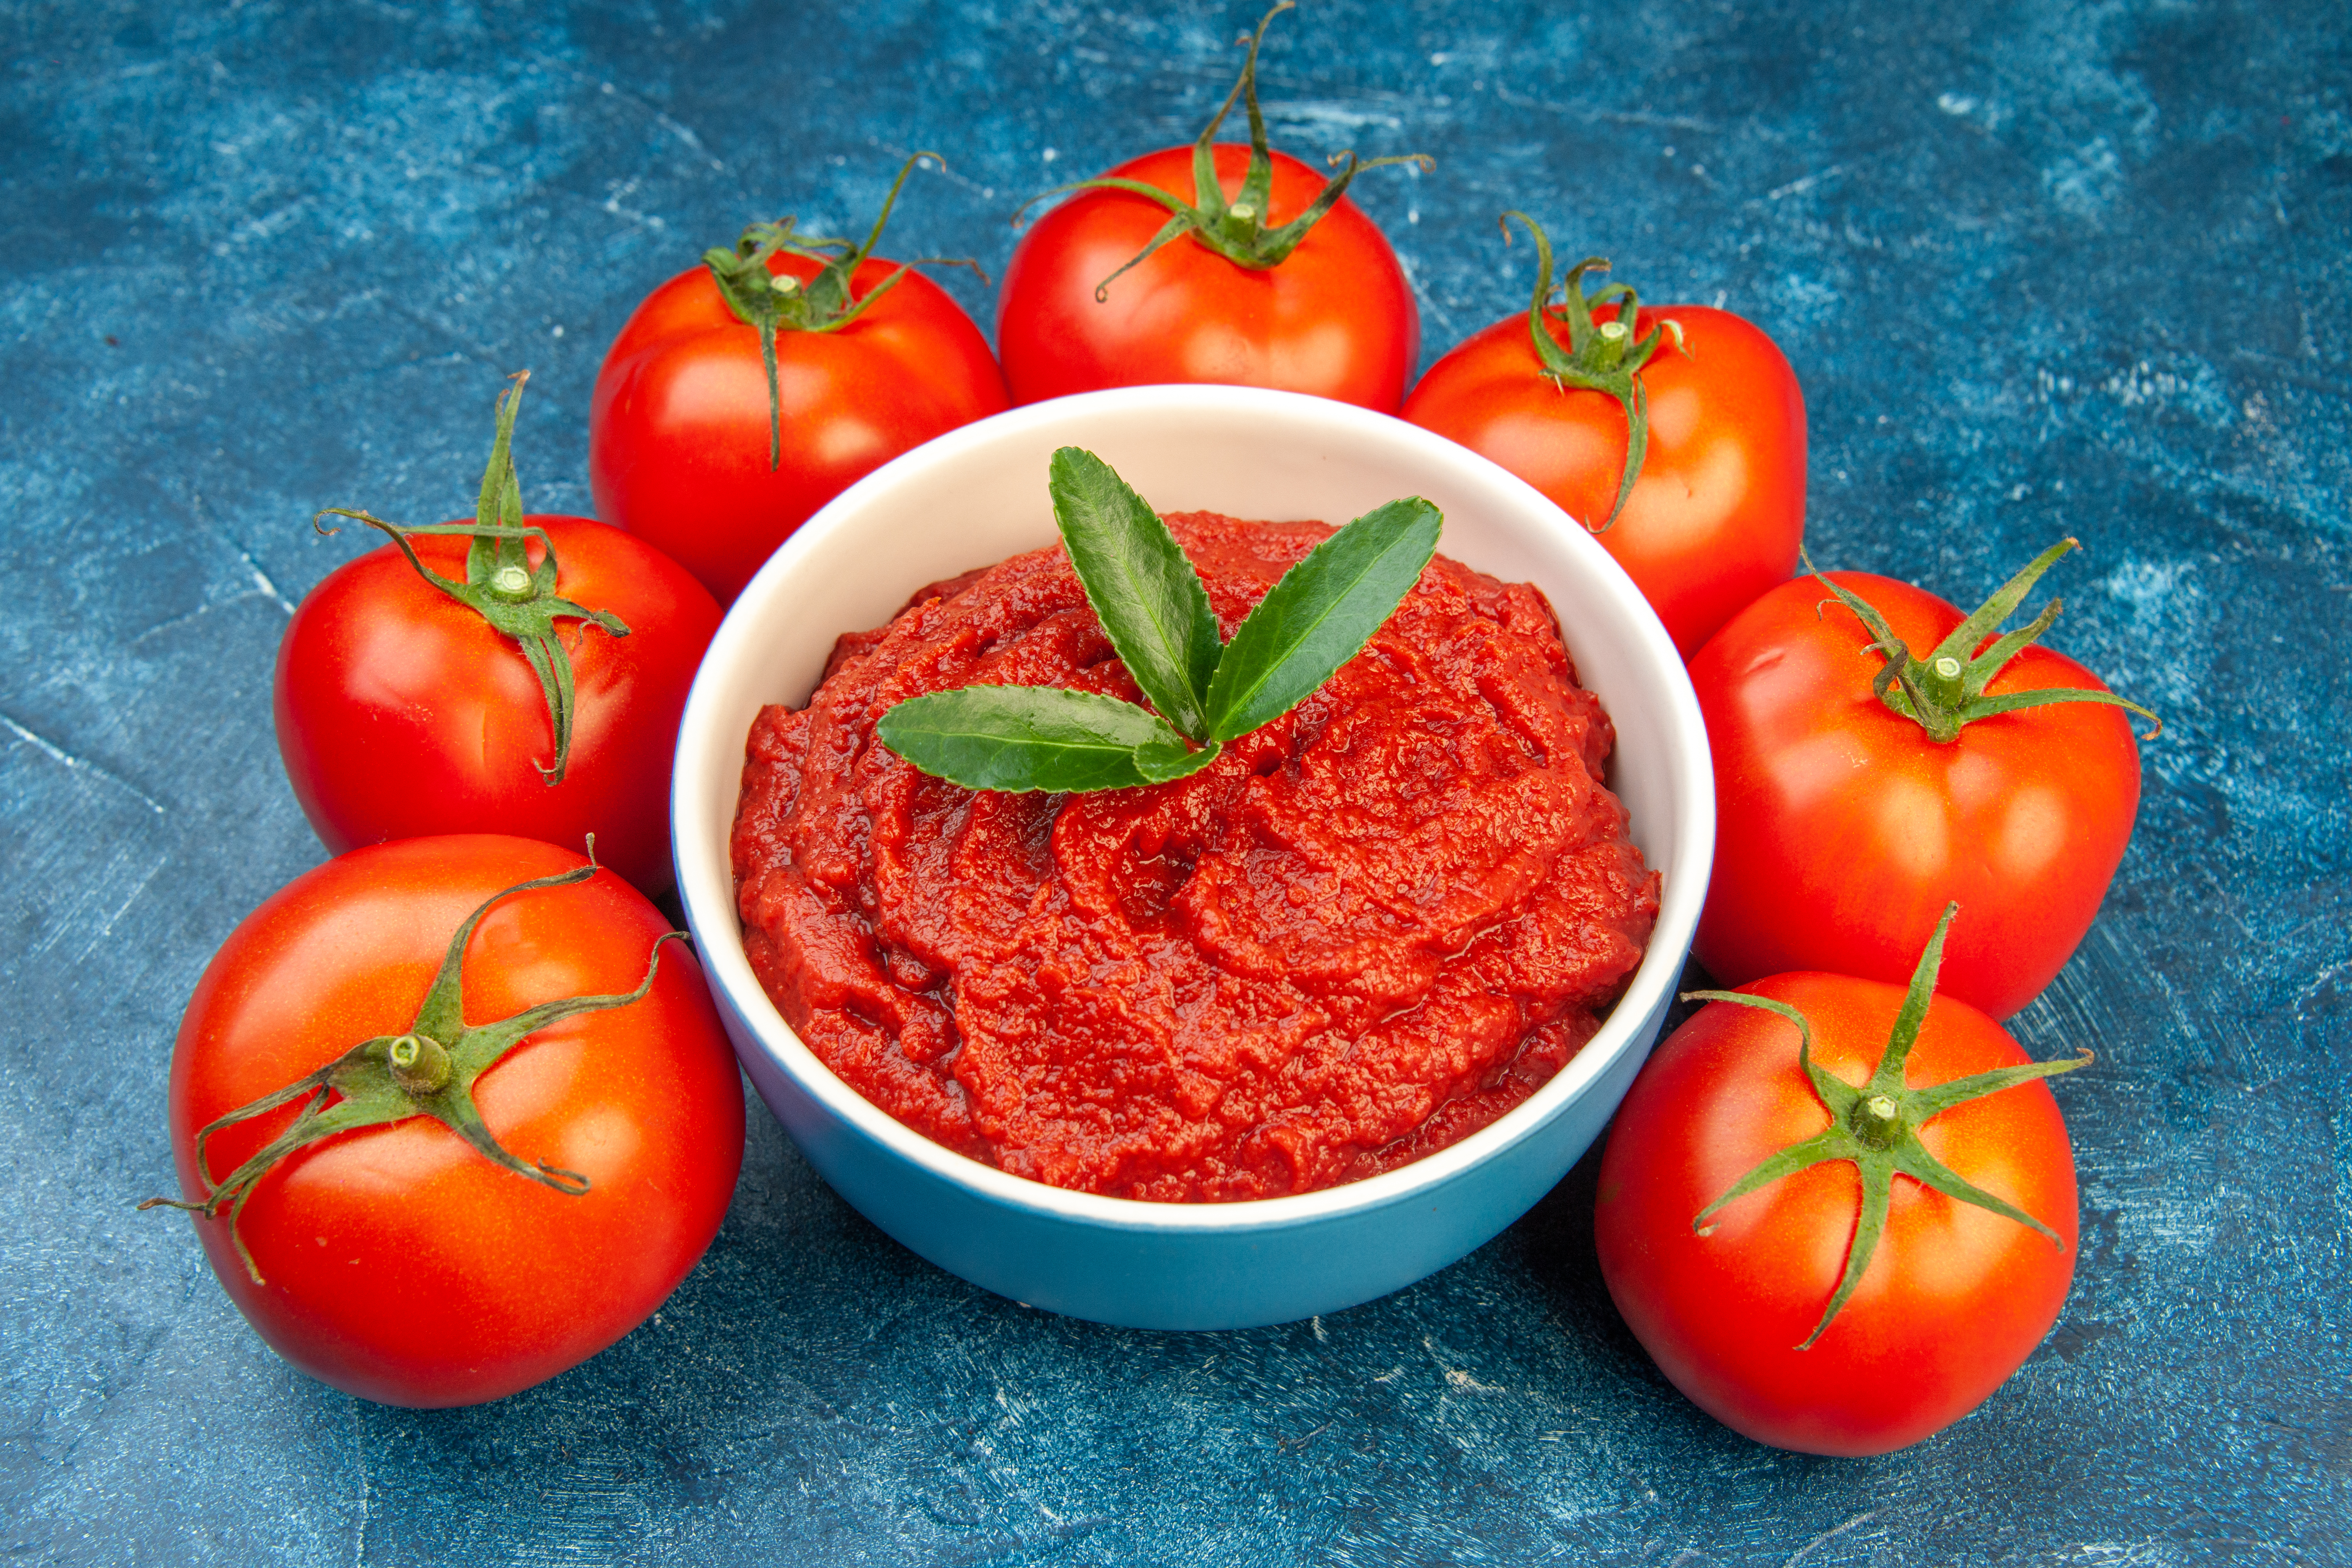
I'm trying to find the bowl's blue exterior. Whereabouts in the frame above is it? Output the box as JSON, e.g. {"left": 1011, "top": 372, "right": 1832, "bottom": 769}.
{"left": 694, "top": 947, "right": 1678, "bottom": 1331}
{"left": 673, "top": 384, "right": 1711, "bottom": 1332}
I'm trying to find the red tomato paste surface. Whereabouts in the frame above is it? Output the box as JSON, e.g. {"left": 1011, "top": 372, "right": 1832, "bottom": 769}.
{"left": 732, "top": 513, "right": 1658, "bottom": 1201}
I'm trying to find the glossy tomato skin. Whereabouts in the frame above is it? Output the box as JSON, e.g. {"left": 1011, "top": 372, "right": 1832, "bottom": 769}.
{"left": 166, "top": 836, "right": 745, "bottom": 1408}
{"left": 998, "top": 144, "right": 1418, "bottom": 411}
{"left": 591, "top": 253, "right": 1009, "bottom": 604}
{"left": 1402, "top": 305, "right": 1804, "bottom": 658}
{"left": 1594, "top": 972, "right": 2077, "bottom": 1456}
{"left": 273, "top": 516, "right": 719, "bottom": 896}
{"left": 1691, "top": 571, "right": 2141, "bottom": 1019}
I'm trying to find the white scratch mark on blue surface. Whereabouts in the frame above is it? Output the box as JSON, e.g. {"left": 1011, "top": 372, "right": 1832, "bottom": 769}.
{"left": 0, "top": 712, "right": 166, "bottom": 815}
{"left": 130, "top": 591, "right": 280, "bottom": 646}
{"left": 1781, "top": 1510, "right": 1877, "bottom": 1567}
{"left": 349, "top": 1397, "right": 371, "bottom": 1567}
{"left": 74, "top": 852, "right": 166, "bottom": 961}
{"left": 599, "top": 176, "right": 665, "bottom": 231}
{"left": 1393, "top": 251, "right": 1454, "bottom": 341}
{"left": 570, "top": 62, "right": 725, "bottom": 172}
{"left": 2061, "top": 1542, "right": 2186, "bottom": 1564}
{"left": 2100, "top": 359, "right": 2223, "bottom": 414}
{"left": 371, "top": 293, "right": 510, "bottom": 371}
{"left": 184, "top": 492, "right": 297, "bottom": 617}
{"left": 1767, "top": 165, "right": 1848, "bottom": 201}
{"left": 1419, "top": 1334, "right": 1501, "bottom": 1392}
{"left": 29, "top": 842, "right": 143, "bottom": 960}
{"left": 2294, "top": 961, "right": 2348, "bottom": 1017}
{"left": 232, "top": 538, "right": 296, "bottom": 616}
{"left": 867, "top": 138, "right": 991, "bottom": 202}
{"left": 2045, "top": 137, "right": 2124, "bottom": 217}
{"left": 1491, "top": 86, "right": 1718, "bottom": 132}
{"left": 649, "top": 104, "right": 712, "bottom": 157}
{"left": 1261, "top": 99, "right": 1402, "bottom": 134}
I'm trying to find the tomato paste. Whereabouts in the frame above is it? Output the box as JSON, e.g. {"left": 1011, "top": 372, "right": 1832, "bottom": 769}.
{"left": 732, "top": 512, "right": 1658, "bottom": 1202}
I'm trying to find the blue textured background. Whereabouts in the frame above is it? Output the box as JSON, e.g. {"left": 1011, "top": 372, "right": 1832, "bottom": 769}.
{"left": 4, "top": 1, "right": 2346, "bottom": 1562}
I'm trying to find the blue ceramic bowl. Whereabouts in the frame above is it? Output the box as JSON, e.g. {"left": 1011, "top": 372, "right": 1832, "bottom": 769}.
{"left": 672, "top": 385, "right": 1714, "bottom": 1330}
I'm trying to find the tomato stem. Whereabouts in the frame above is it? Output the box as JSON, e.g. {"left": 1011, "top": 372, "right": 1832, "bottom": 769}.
{"left": 312, "top": 373, "right": 632, "bottom": 785}
{"left": 1497, "top": 212, "right": 1685, "bottom": 531}
{"left": 1851, "top": 1093, "right": 1904, "bottom": 1149}
{"left": 699, "top": 152, "right": 964, "bottom": 470}
{"left": 1806, "top": 540, "right": 2160, "bottom": 745}
{"left": 1012, "top": 2, "right": 1432, "bottom": 296}
{"left": 139, "top": 858, "right": 689, "bottom": 1284}
{"left": 1684, "top": 903, "right": 2092, "bottom": 1349}
{"left": 386, "top": 1033, "right": 452, "bottom": 1095}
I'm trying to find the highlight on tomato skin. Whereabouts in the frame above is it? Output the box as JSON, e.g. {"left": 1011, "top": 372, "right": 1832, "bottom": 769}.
{"left": 156, "top": 835, "right": 746, "bottom": 1409}
{"left": 1592, "top": 966, "right": 2082, "bottom": 1458}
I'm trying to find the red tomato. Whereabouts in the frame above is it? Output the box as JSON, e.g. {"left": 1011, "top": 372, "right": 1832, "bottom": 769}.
{"left": 274, "top": 517, "right": 719, "bottom": 897}
{"left": 996, "top": 142, "right": 1418, "bottom": 412}
{"left": 1690, "top": 568, "right": 2142, "bottom": 1019}
{"left": 1404, "top": 301, "right": 1805, "bottom": 658}
{"left": 1594, "top": 969, "right": 2079, "bottom": 1455}
{"left": 160, "top": 836, "right": 745, "bottom": 1408}
{"left": 591, "top": 252, "right": 1009, "bottom": 603}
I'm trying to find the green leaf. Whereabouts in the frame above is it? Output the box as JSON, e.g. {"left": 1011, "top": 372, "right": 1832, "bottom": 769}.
{"left": 1048, "top": 447, "right": 1221, "bottom": 740}
{"left": 1134, "top": 732, "right": 1224, "bottom": 784}
{"left": 877, "top": 686, "right": 1207, "bottom": 793}
{"left": 1203, "top": 497, "right": 1442, "bottom": 743}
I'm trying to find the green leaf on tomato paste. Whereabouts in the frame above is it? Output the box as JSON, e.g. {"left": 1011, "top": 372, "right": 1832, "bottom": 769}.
{"left": 1131, "top": 729, "right": 1226, "bottom": 785}
{"left": 1047, "top": 446, "right": 1222, "bottom": 741}
{"left": 875, "top": 451, "right": 1439, "bottom": 795}
{"left": 1203, "top": 496, "right": 1442, "bottom": 743}
{"left": 877, "top": 686, "right": 1217, "bottom": 793}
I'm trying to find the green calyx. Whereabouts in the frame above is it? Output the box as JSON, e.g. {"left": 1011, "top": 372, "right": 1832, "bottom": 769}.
{"left": 1016, "top": 1, "right": 1433, "bottom": 300}
{"left": 140, "top": 856, "right": 688, "bottom": 1284}
{"left": 315, "top": 372, "right": 630, "bottom": 785}
{"left": 1686, "top": 904, "right": 2092, "bottom": 1350}
{"left": 703, "top": 152, "right": 977, "bottom": 468}
{"left": 875, "top": 446, "right": 1441, "bottom": 794}
{"left": 1502, "top": 211, "right": 1685, "bottom": 531}
{"left": 1810, "top": 539, "right": 2162, "bottom": 746}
